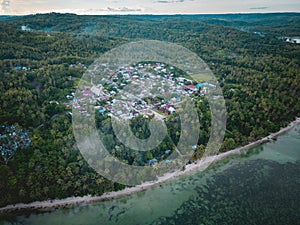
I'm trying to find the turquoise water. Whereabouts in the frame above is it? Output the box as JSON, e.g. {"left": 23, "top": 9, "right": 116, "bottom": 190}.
{"left": 1, "top": 125, "right": 300, "bottom": 225}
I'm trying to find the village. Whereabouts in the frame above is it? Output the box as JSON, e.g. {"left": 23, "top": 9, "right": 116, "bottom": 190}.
{"left": 70, "top": 62, "right": 217, "bottom": 120}
{"left": 0, "top": 124, "right": 31, "bottom": 163}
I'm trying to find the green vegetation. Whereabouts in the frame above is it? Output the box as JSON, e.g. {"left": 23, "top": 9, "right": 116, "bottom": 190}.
{"left": 0, "top": 13, "right": 299, "bottom": 207}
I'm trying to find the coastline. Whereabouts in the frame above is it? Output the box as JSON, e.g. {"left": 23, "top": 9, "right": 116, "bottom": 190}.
{"left": 1, "top": 117, "right": 299, "bottom": 214}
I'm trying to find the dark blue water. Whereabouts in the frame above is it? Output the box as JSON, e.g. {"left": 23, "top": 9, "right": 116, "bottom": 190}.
{"left": 1, "top": 125, "right": 300, "bottom": 225}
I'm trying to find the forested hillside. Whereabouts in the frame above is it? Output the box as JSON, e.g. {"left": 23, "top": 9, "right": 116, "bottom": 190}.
{"left": 0, "top": 13, "right": 299, "bottom": 207}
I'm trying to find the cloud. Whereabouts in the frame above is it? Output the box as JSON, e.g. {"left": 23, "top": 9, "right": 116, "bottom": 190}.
{"left": 106, "top": 7, "right": 142, "bottom": 12}
{"left": 249, "top": 7, "right": 269, "bottom": 10}
{"left": 1, "top": 0, "right": 10, "bottom": 13}
{"left": 156, "top": 0, "right": 190, "bottom": 3}
{"left": 3, "top": 0, "right": 300, "bottom": 15}
{"left": 68, "top": 7, "right": 143, "bottom": 14}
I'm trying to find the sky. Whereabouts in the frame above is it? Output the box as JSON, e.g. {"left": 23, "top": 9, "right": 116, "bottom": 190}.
{"left": 1, "top": 0, "right": 299, "bottom": 15}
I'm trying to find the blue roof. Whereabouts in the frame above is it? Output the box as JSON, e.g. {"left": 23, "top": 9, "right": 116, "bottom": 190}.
{"left": 196, "top": 83, "right": 209, "bottom": 88}
{"left": 148, "top": 158, "right": 158, "bottom": 165}
{"left": 196, "top": 84, "right": 204, "bottom": 88}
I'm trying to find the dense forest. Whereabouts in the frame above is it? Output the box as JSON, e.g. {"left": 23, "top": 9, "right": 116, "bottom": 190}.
{"left": 0, "top": 13, "right": 299, "bottom": 207}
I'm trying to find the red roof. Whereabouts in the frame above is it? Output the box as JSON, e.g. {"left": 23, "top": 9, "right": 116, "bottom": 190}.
{"left": 166, "top": 105, "right": 175, "bottom": 109}
{"left": 187, "top": 85, "right": 196, "bottom": 90}
{"left": 82, "top": 90, "right": 92, "bottom": 95}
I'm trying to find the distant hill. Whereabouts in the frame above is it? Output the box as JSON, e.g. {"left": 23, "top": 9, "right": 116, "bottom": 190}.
{"left": 1, "top": 12, "right": 300, "bottom": 37}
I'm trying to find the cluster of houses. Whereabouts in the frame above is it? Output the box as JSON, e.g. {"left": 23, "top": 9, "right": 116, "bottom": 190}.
{"left": 69, "top": 62, "right": 87, "bottom": 70}
{"left": 280, "top": 37, "right": 300, "bottom": 44}
{"left": 21, "top": 25, "right": 31, "bottom": 31}
{"left": 66, "top": 63, "right": 210, "bottom": 166}
{"left": 70, "top": 62, "right": 216, "bottom": 120}
{"left": 15, "top": 66, "right": 30, "bottom": 71}
{"left": 253, "top": 31, "right": 265, "bottom": 37}
{"left": 0, "top": 125, "right": 31, "bottom": 161}
{"left": 148, "top": 149, "right": 174, "bottom": 166}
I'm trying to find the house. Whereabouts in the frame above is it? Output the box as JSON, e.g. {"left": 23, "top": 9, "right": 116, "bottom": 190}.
{"left": 177, "top": 77, "right": 185, "bottom": 82}
{"left": 49, "top": 100, "right": 59, "bottom": 105}
{"left": 285, "top": 37, "right": 300, "bottom": 44}
{"left": 186, "top": 85, "right": 197, "bottom": 92}
{"left": 208, "top": 84, "right": 216, "bottom": 88}
{"left": 148, "top": 158, "right": 158, "bottom": 166}
{"left": 166, "top": 105, "right": 176, "bottom": 114}
{"left": 21, "top": 25, "right": 31, "bottom": 31}
{"left": 82, "top": 90, "right": 92, "bottom": 96}
{"left": 99, "top": 109, "right": 106, "bottom": 115}
{"left": 73, "top": 103, "right": 80, "bottom": 109}
{"left": 123, "top": 73, "right": 130, "bottom": 79}
{"left": 196, "top": 83, "right": 204, "bottom": 89}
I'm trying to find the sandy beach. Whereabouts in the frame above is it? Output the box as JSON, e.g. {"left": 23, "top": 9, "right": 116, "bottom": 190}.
{"left": 1, "top": 117, "right": 299, "bottom": 214}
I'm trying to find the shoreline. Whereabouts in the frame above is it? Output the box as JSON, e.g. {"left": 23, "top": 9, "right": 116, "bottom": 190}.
{"left": 1, "top": 117, "right": 299, "bottom": 214}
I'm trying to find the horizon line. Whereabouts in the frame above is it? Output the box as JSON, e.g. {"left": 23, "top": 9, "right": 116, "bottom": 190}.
{"left": 1, "top": 11, "right": 300, "bottom": 17}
